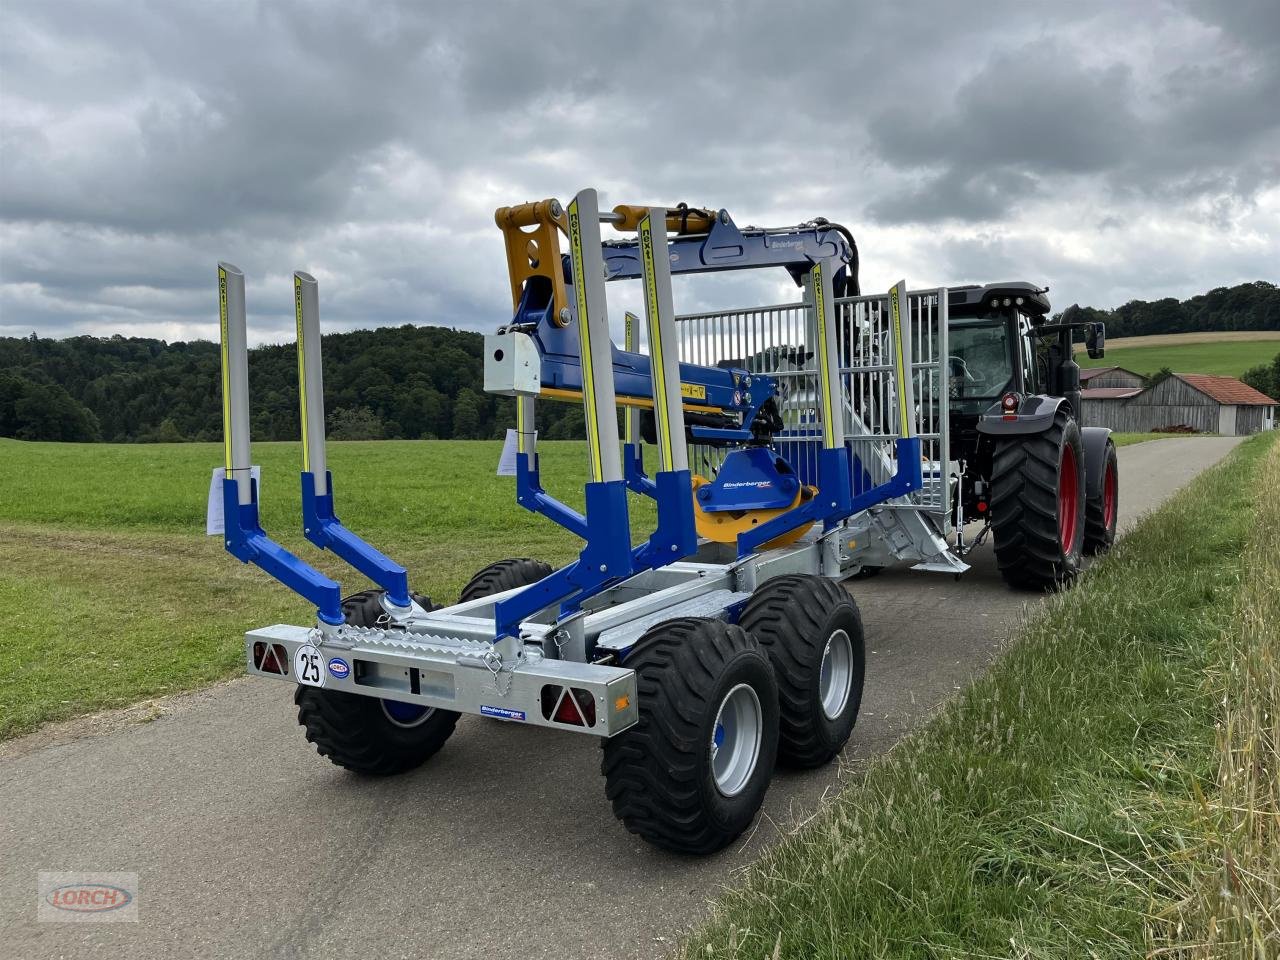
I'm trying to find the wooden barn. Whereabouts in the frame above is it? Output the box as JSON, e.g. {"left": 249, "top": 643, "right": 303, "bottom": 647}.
{"left": 1079, "top": 366, "right": 1146, "bottom": 390}
{"left": 1085, "top": 373, "right": 1277, "bottom": 435}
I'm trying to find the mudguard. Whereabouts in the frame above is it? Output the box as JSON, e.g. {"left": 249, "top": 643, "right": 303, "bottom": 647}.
{"left": 1079, "top": 426, "right": 1114, "bottom": 498}
{"left": 975, "top": 395, "right": 1067, "bottom": 436}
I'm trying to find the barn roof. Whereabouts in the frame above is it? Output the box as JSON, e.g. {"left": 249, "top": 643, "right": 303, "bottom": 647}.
{"left": 1081, "top": 387, "right": 1143, "bottom": 400}
{"left": 1079, "top": 366, "right": 1144, "bottom": 382}
{"left": 1176, "top": 374, "right": 1277, "bottom": 406}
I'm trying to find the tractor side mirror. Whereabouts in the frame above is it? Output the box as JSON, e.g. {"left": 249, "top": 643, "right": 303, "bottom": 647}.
{"left": 1086, "top": 322, "right": 1105, "bottom": 360}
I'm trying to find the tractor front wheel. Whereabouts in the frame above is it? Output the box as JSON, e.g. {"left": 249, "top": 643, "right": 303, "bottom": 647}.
{"left": 990, "top": 410, "right": 1086, "bottom": 590}
{"left": 601, "top": 617, "right": 779, "bottom": 854}
{"left": 1083, "top": 438, "right": 1119, "bottom": 555}
{"left": 295, "top": 589, "right": 459, "bottom": 776}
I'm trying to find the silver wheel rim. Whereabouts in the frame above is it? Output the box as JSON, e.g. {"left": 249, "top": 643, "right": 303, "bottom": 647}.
{"left": 819, "top": 629, "right": 854, "bottom": 720}
{"left": 380, "top": 700, "right": 436, "bottom": 729}
{"left": 710, "top": 683, "right": 763, "bottom": 797}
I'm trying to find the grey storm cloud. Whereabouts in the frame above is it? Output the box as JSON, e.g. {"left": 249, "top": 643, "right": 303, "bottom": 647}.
{"left": 1, "top": 0, "right": 1277, "bottom": 344}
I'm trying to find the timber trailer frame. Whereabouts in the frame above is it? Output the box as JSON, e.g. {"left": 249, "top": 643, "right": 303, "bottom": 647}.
{"left": 218, "top": 188, "right": 989, "bottom": 853}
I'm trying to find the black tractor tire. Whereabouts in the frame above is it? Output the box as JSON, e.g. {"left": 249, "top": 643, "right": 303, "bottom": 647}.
{"left": 601, "top": 617, "right": 779, "bottom": 855}
{"left": 1083, "top": 438, "right": 1119, "bottom": 556}
{"left": 295, "top": 589, "right": 459, "bottom": 776}
{"left": 990, "top": 410, "right": 1086, "bottom": 590}
{"left": 459, "top": 558, "right": 553, "bottom": 601}
{"left": 738, "top": 575, "right": 865, "bottom": 768}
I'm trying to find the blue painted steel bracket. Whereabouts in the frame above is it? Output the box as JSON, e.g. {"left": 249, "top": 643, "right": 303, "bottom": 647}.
{"left": 734, "top": 438, "right": 924, "bottom": 556}
{"left": 516, "top": 452, "right": 588, "bottom": 539}
{"left": 301, "top": 471, "right": 411, "bottom": 609}
{"left": 631, "top": 468, "right": 697, "bottom": 571}
{"left": 621, "top": 444, "right": 698, "bottom": 571}
{"left": 622, "top": 443, "right": 657, "bottom": 498}
{"left": 222, "top": 477, "right": 344, "bottom": 625}
{"left": 695, "top": 447, "right": 801, "bottom": 512}
{"left": 494, "top": 477, "right": 633, "bottom": 640}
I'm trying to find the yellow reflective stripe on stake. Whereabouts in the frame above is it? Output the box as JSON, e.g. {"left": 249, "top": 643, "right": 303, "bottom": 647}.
{"left": 219, "top": 266, "right": 233, "bottom": 472}
{"left": 640, "top": 215, "right": 674, "bottom": 469}
{"left": 567, "top": 198, "right": 604, "bottom": 482}
{"left": 889, "top": 283, "right": 910, "bottom": 437}
{"left": 294, "top": 275, "right": 310, "bottom": 473}
{"left": 623, "top": 312, "right": 635, "bottom": 446}
{"left": 812, "top": 263, "right": 838, "bottom": 447}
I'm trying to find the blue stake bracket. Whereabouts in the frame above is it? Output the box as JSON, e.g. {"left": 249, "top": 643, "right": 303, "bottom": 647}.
{"left": 301, "top": 471, "right": 411, "bottom": 610}
{"left": 494, "top": 478, "right": 633, "bottom": 640}
{"left": 631, "top": 467, "right": 697, "bottom": 572}
{"left": 516, "top": 452, "right": 589, "bottom": 540}
{"left": 622, "top": 443, "right": 657, "bottom": 498}
{"left": 622, "top": 443, "right": 698, "bottom": 570}
{"left": 222, "top": 476, "right": 344, "bottom": 626}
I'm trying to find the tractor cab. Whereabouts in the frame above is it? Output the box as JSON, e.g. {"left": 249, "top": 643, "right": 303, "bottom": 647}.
{"left": 945, "top": 282, "right": 1052, "bottom": 415}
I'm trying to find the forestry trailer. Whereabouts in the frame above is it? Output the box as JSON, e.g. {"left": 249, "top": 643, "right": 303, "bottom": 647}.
{"left": 214, "top": 189, "right": 1116, "bottom": 854}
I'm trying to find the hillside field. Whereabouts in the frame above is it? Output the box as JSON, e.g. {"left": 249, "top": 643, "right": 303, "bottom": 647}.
{"left": 1076, "top": 330, "right": 1280, "bottom": 377}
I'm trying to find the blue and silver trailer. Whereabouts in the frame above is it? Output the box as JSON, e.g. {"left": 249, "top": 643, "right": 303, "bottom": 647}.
{"left": 216, "top": 188, "right": 963, "bottom": 854}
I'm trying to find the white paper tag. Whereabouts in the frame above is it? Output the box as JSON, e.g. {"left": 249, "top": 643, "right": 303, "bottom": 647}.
{"left": 206, "top": 466, "right": 261, "bottom": 535}
{"left": 497, "top": 429, "right": 521, "bottom": 476}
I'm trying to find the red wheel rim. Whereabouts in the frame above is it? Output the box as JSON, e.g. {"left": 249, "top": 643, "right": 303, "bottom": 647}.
{"left": 1102, "top": 461, "right": 1117, "bottom": 530}
{"left": 1058, "top": 444, "right": 1080, "bottom": 552}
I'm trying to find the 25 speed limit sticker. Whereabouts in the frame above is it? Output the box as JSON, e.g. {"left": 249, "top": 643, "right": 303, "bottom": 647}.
{"left": 293, "top": 644, "right": 325, "bottom": 687}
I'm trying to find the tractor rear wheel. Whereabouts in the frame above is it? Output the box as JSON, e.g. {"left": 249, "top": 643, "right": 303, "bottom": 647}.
{"left": 295, "top": 589, "right": 459, "bottom": 776}
{"left": 459, "top": 558, "right": 553, "bottom": 601}
{"left": 738, "top": 574, "right": 865, "bottom": 768}
{"left": 990, "top": 410, "right": 1086, "bottom": 590}
{"left": 601, "top": 617, "right": 779, "bottom": 854}
{"left": 1083, "top": 438, "right": 1119, "bottom": 556}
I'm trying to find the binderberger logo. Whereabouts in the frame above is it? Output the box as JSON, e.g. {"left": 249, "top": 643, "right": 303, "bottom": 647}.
{"left": 38, "top": 872, "right": 139, "bottom": 922}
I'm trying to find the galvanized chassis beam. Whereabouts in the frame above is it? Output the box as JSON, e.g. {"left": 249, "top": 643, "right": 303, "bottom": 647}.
{"left": 245, "top": 526, "right": 844, "bottom": 736}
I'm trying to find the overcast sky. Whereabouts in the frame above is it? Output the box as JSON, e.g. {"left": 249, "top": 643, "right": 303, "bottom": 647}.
{"left": 2, "top": 0, "right": 1278, "bottom": 346}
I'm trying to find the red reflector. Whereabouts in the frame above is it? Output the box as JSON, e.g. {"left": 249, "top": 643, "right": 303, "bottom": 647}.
{"left": 553, "top": 691, "right": 585, "bottom": 726}
{"left": 1002, "top": 414, "right": 1017, "bottom": 421}
{"left": 253, "top": 642, "right": 288, "bottom": 675}
{"left": 1002, "top": 392, "right": 1018, "bottom": 410}
{"left": 977, "top": 501, "right": 988, "bottom": 513}
{"left": 572, "top": 688, "right": 596, "bottom": 727}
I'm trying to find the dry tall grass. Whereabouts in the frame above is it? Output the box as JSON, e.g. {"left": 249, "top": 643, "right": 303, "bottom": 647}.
{"left": 1153, "top": 440, "right": 1280, "bottom": 957}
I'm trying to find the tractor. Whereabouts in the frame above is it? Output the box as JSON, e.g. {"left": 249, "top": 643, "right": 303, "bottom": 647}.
{"left": 941, "top": 283, "right": 1118, "bottom": 589}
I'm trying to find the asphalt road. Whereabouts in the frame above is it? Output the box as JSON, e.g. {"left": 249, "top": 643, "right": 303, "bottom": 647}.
{"left": 0, "top": 436, "right": 1245, "bottom": 960}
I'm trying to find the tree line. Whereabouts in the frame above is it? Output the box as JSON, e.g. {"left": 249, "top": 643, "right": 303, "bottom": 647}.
{"left": 0, "top": 324, "right": 585, "bottom": 443}
{"left": 1056, "top": 280, "right": 1279, "bottom": 339}
{"left": 2, "top": 280, "right": 1276, "bottom": 443}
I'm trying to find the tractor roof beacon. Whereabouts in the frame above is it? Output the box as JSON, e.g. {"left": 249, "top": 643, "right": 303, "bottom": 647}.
{"left": 213, "top": 191, "right": 1115, "bottom": 854}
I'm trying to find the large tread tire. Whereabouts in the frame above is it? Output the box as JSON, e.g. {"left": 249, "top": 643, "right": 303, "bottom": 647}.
{"left": 459, "top": 558, "right": 553, "bottom": 601}
{"left": 990, "top": 410, "right": 1086, "bottom": 590}
{"left": 738, "top": 575, "right": 865, "bottom": 768}
{"left": 601, "top": 617, "right": 779, "bottom": 855}
{"left": 295, "top": 589, "right": 459, "bottom": 776}
{"left": 1083, "top": 439, "right": 1119, "bottom": 556}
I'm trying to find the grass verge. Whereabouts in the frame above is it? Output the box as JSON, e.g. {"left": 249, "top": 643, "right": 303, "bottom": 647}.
{"left": 1153, "top": 435, "right": 1279, "bottom": 955}
{"left": 681, "top": 432, "right": 1276, "bottom": 959}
